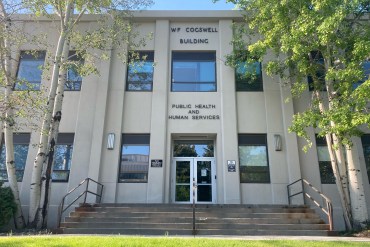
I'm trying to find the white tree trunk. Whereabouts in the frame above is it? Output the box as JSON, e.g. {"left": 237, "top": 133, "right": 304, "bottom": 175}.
{"left": 28, "top": 28, "right": 69, "bottom": 228}
{"left": 0, "top": 1, "right": 25, "bottom": 228}
{"left": 346, "top": 142, "right": 369, "bottom": 229}
{"left": 325, "top": 133, "right": 352, "bottom": 230}
{"left": 38, "top": 39, "right": 70, "bottom": 229}
{"left": 29, "top": 1, "right": 75, "bottom": 228}
{"left": 314, "top": 88, "right": 352, "bottom": 229}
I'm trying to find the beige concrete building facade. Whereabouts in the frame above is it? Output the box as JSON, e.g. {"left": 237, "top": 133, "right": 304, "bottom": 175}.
{"left": 1, "top": 11, "right": 370, "bottom": 230}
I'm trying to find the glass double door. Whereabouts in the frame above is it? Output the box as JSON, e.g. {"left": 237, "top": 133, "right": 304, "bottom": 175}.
{"left": 173, "top": 158, "right": 216, "bottom": 203}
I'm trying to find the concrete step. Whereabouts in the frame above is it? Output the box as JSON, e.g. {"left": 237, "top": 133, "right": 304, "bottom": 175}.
{"left": 69, "top": 211, "right": 321, "bottom": 219}
{"left": 59, "top": 204, "right": 331, "bottom": 236}
{"left": 75, "top": 206, "right": 315, "bottom": 214}
{"left": 60, "top": 222, "right": 329, "bottom": 230}
{"left": 64, "top": 216, "right": 325, "bottom": 224}
{"left": 61, "top": 227, "right": 329, "bottom": 236}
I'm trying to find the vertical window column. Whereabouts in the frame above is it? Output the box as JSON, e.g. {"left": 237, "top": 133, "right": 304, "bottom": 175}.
{"left": 316, "top": 136, "right": 335, "bottom": 184}
{"left": 238, "top": 134, "right": 270, "bottom": 183}
{"left": 235, "top": 51, "right": 263, "bottom": 91}
{"left": 361, "top": 135, "right": 370, "bottom": 183}
{"left": 126, "top": 51, "right": 154, "bottom": 91}
{"left": 119, "top": 134, "right": 150, "bottom": 183}
{"left": 15, "top": 51, "right": 46, "bottom": 90}
{"left": 52, "top": 133, "right": 74, "bottom": 182}
{"left": 171, "top": 51, "right": 216, "bottom": 92}
{"left": 65, "top": 51, "right": 83, "bottom": 91}
{"left": 0, "top": 133, "right": 31, "bottom": 182}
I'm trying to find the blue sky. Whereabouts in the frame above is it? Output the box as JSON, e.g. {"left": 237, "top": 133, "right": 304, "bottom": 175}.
{"left": 149, "top": 0, "right": 235, "bottom": 10}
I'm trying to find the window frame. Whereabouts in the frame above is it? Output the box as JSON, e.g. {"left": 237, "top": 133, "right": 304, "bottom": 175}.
{"left": 307, "top": 51, "right": 326, "bottom": 91}
{"left": 316, "top": 136, "right": 335, "bottom": 184}
{"left": 64, "top": 51, "right": 83, "bottom": 92}
{"left": 238, "top": 134, "right": 270, "bottom": 183}
{"left": 0, "top": 133, "right": 31, "bottom": 182}
{"left": 171, "top": 51, "right": 217, "bottom": 92}
{"left": 52, "top": 133, "right": 74, "bottom": 182}
{"left": 126, "top": 51, "right": 154, "bottom": 92}
{"left": 361, "top": 134, "right": 370, "bottom": 184}
{"left": 118, "top": 134, "right": 150, "bottom": 183}
{"left": 14, "top": 51, "right": 46, "bottom": 91}
{"left": 235, "top": 59, "right": 263, "bottom": 92}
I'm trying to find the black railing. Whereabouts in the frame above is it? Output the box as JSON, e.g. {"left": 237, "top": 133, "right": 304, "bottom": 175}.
{"left": 287, "top": 178, "right": 333, "bottom": 231}
{"left": 57, "top": 178, "right": 104, "bottom": 227}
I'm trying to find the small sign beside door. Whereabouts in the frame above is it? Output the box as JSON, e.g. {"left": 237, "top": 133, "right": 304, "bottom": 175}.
{"left": 151, "top": 159, "right": 163, "bottom": 167}
{"left": 227, "top": 160, "right": 236, "bottom": 172}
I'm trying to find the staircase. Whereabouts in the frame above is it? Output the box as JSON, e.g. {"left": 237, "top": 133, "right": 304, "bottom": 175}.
{"left": 59, "top": 203, "right": 332, "bottom": 236}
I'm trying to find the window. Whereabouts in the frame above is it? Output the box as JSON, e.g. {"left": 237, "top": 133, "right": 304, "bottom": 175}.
{"left": 52, "top": 133, "right": 74, "bottom": 182}
{"left": 236, "top": 60, "right": 263, "bottom": 91}
{"left": 15, "top": 51, "right": 45, "bottom": 90}
{"left": 0, "top": 133, "right": 30, "bottom": 182}
{"left": 307, "top": 51, "right": 326, "bottom": 91}
{"left": 238, "top": 134, "right": 270, "bottom": 183}
{"left": 126, "top": 51, "right": 154, "bottom": 91}
{"left": 119, "top": 134, "right": 150, "bottom": 182}
{"left": 65, "top": 51, "right": 83, "bottom": 91}
{"left": 354, "top": 60, "right": 370, "bottom": 89}
{"left": 173, "top": 141, "right": 214, "bottom": 157}
{"left": 172, "top": 51, "right": 216, "bottom": 92}
{"left": 316, "top": 136, "right": 335, "bottom": 184}
{"left": 361, "top": 134, "right": 370, "bottom": 183}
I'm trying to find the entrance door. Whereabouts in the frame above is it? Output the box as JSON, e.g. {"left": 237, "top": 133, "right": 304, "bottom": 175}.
{"left": 173, "top": 157, "right": 216, "bottom": 203}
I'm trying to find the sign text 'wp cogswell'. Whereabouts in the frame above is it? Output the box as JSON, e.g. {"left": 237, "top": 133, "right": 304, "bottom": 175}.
{"left": 171, "top": 26, "right": 218, "bottom": 44}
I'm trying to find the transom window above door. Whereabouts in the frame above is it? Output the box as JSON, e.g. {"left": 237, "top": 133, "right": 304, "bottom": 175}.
{"left": 171, "top": 52, "right": 216, "bottom": 92}
{"left": 173, "top": 140, "right": 214, "bottom": 157}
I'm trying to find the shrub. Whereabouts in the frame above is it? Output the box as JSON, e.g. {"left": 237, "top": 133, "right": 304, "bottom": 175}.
{"left": 0, "top": 182, "right": 17, "bottom": 228}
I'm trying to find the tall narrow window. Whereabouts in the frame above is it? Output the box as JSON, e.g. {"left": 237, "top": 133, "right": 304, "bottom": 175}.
{"left": 65, "top": 51, "right": 83, "bottom": 91}
{"left": 307, "top": 51, "right": 326, "bottom": 91}
{"left": 52, "top": 133, "right": 74, "bottom": 182}
{"left": 119, "top": 134, "right": 150, "bottom": 182}
{"left": 354, "top": 60, "right": 370, "bottom": 89}
{"left": 126, "top": 51, "right": 154, "bottom": 91}
{"left": 172, "top": 51, "right": 216, "bottom": 92}
{"left": 238, "top": 134, "right": 270, "bottom": 183}
{"left": 235, "top": 59, "right": 263, "bottom": 91}
{"left": 15, "top": 51, "right": 45, "bottom": 90}
{"left": 0, "top": 133, "right": 30, "bottom": 182}
{"left": 316, "top": 136, "right": 335, "bottom": 184}
{"left": 361, "top": 134, "right": 370, "bottom": 183}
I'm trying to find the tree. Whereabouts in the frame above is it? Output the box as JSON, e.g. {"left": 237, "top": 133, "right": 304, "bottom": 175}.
{"left": 222, "top": 0, "right": 370, "bottom": 229}
{"left": 22, "top": 0, "right": 153, "bottom": 229}
{"left": 173, "top": 144, "right": 198, "bottom": 157}
{"left": 0, "top": 0, "right": 29, "bottom": 229}
{"left": 0, "top": 182, "right": 17, "bottom": 228}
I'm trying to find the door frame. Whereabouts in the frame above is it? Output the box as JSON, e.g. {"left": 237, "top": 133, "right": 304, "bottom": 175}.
{"left": 172, "top": 157, "right": 216, "bottom": 204}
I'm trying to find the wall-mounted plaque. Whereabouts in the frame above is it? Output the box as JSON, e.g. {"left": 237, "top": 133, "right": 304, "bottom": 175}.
{"left": 227, "top": 160, "right": 236, "bottom": 172}
{"left": 151, "top": 159, "right": 163, "bottom": 168}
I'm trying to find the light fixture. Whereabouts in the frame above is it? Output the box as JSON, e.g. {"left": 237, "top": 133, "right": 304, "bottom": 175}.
{"left": 107, "top": 133, "right": 115, "bottom": 150}
{"left": 274, "top": 134, "right": 282, "bottom": 151}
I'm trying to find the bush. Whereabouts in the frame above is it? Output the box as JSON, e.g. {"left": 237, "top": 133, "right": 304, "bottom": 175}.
{"left": 0, "top": 182, "right": 17, "bottom": 228}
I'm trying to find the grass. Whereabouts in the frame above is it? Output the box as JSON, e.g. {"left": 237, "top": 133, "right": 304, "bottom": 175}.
{"left": 0, "top": 236, "right": 369, "bottom": 247}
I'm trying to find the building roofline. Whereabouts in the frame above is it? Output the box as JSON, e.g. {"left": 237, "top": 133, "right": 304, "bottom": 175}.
{"left": 13, "top": 10, "right": 243, "bottom": 22}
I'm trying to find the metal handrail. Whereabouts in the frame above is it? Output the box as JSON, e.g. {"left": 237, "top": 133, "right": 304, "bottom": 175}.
{"left": 57, "top": 177, "right": 104, "bottom": 227}
{"left": 192, "top": 178, "right": 197, "bottom": 235}
{"left": 287, "top": 178, "right": 333, "bottom": 231}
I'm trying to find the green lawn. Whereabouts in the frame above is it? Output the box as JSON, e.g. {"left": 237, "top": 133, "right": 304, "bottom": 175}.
{"left": 0, "top": 236, "right": 369, "bottom": 247}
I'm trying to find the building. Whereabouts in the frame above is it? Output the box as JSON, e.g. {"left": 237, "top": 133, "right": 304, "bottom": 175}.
{"left": 1, "top": 11, "right": 369, "bottom": 230}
